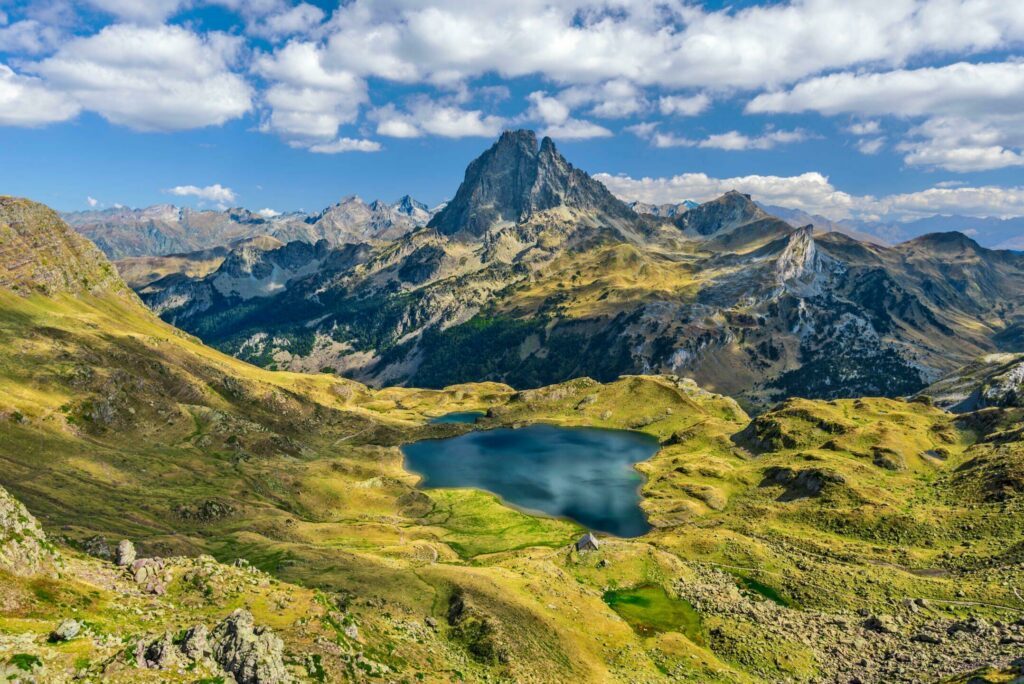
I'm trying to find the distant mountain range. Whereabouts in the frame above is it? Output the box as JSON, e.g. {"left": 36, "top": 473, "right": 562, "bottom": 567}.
{"left": 126, "top": 130, "right": 1024, "bottom": 407}
{"left": 62, "top": 194, "right": 438, "bottom": 260}
{"left": 752, "top": 204, "right": 1024, "bottom": 251}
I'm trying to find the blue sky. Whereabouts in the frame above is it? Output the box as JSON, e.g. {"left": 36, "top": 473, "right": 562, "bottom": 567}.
{"left": 1, "top": 0, "right": 1024, "bottom": 223}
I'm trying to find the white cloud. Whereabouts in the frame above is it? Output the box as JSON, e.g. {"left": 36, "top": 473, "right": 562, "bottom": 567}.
{"left": 525, "top": 90, "right": 610, "bottom": 140}
{"left": 597, "top": 170, "right": 1024, "bottom": 222}
{"left": 541, "top": 119, "right": 612, "bottom": 140}
{"left": 559, "top": 79, "right": 648, "bottom": 119}
{"left": 312, "top": 1, "right": 1024, "bottom": 90}
{"left": 699, "top": 128, "right": 808, "bottom": 150}
{"left": 659, "top": 93, "right": 711, "bottom": 117}
{"left": 0, "top": 64, "right": 79, "bottom": 126}
{"left": 847, "top": 120, "right": 881, "bottom": 136}
{"left": 856, "top": 137, "right": 886, "bottom": 155}
{"left": 86, "top": 196, "right": 98, "bottom": 207}
{"left": 307, "top": 137, "right": 382, "bottom": 153}
{"left": 747, "top": 61, "right": 1024, "bottom": 118}
{"left": 257, "top": 207, "right": 281, "bottom": 217}
{"left": 0, "top": 19, "right": 63, "bottom": 54}
{"left": 630, "top": 123, "right": 808, "bottom": 150}
{"left": 873, "top": 185, "right": 1024, "bottom": 220}
{"left": 248, "top": 2, "right": 325, "bottom": 39}
{"left": 748, "top": 61, "right": 1024, "bottom": 172}
{"left": 597, "top": 170, "right": 858, "bottom": 218}
{"left": 84, "top": 0, "right": 189, "bottom": 24}
{"left": 34, "top": 24, "right": 252, "bottom": 131}
{"left": 896, "top": 114, "right": 1024, "bottom": 172}
{"left": 253, "top": 40, "right": 368, "bottom": 144}
{"left": 167, "top": 183, "right": 237, "bottom": 203}
{"left": 373, "top": 98, "right": 505, "bottom": 139}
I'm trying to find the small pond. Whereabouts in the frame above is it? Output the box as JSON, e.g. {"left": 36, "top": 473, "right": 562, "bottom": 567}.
{"left": 603, "top": 584, "right": 703, "bottom": 643}
{"left": 401, "top": 424, "right": 657, "bottom": 537}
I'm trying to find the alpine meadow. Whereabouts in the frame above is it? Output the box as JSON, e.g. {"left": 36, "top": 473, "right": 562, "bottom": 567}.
{"left": 2, "top": 2, "right": 1024, "bottom": 683}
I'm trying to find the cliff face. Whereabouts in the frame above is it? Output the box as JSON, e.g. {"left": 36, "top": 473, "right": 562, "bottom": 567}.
{"left": 0, "top": 196, "right": 128, "bottom": 296}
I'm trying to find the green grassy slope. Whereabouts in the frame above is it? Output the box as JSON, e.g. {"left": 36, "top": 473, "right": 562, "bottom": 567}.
{"left": 2, "top": 196, "right": 1024, "bottom": 682}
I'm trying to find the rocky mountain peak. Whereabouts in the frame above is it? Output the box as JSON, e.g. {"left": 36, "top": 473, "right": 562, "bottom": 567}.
{"left": 675, "top": 190, "right": 769, "bottom": 236}
{"left": 428, "top": 129, "right": 635, "bottom": 237}
{"left": 395, "top": 194, "right": 429, "bottom": 217}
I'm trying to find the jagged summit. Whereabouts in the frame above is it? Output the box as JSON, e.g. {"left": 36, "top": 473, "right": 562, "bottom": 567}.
{"left": 675, "top": 190, "right": 769, "bottom": 236}
{"left": 428, "top": 129, "right": 636, "bottom": 237}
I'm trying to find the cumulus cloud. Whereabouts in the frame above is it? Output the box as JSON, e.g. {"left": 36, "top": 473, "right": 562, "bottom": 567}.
{"left": 597, "top": 170, "right": 858, "bottom": 218}
{"left": 524, "top": 91, "right": 611, "bottom": 140}
{"left": 86, "top": 196, "right": 98, "bottom": 207}
{"left": 630, "top": 123, "right": 809, "bottom": 150}
{"left": 34, "top": 24, "right": 252, "bottom": 131}
{"left": 699, "top": 128, "right": 809, "bottom": 150}
{"left": 0, "top": 19, "right": 63, "bottom": 54}
{"left": 596, "top": 170, "right": 1024, "bottom": 222}
{"left": 659, "top": 94, "right": 711, "bottom": 117}
{"left": 0, "top": 64, "right": 79, "bottom": 126}
{"left": 373, "top": 98, "right": 506, "bottom": 139}
{"left": 257, "top": 207, "right": 281, "bottom": 217}
{"left": 167, "top": 183, "right": 237, "bottom": 203}
{"left": 542, "top": 119, "right": 612, "bottom": 140}
{"left": 307, "top": 137, "right": 382, "bottom": 153}
{"left": 84, "top": 0, "right": 189, "bottom": 24}
{"left": 311, "top": 1, "right": 1024, "bottom": 90}
{"left": 248, "top": 2, "right": 325, "bottom": 39}
{"left": 847, "top": 120, "right": 881, "bottom": 136}
{"left": 749, "top": 61, "right": 1024, "bottom": 171}
{"left": 254, "top": 41, "right": 367, "bottom": 144}
{"left": 559, "top": 79, "right": 648, "bottom": 119}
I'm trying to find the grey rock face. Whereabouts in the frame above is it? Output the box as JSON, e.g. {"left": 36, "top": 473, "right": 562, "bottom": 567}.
{"left": 211, "top": 609, "right": 289, "bottom": 684}
{"left": 428, "top": 130, "right": 635, "bottom": 237}
{"left": 181, "top": 624, "right": 211, "bottom": 661}
{"left": 115, "top": 539, "right": 136, "bottom": 567}
{"left": 0, "top": 485, "right": 58, "bottom": 578}
{"left": 49, "top": 619, "right": 81, "bottom": 642}
{"left": 137, "top": 632, "right": 181, "bottom": 669}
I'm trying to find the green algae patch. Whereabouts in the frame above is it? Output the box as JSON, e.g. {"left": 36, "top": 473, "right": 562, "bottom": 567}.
{"left": 729, "top": 572, "right": 793, "bottom": 607}
{"left": 603, "top": 584, "right": 703, "bottom": 644}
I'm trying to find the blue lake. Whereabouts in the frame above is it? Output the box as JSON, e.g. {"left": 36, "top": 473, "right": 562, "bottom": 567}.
{"left": 401, "top": 424, "right": 657, "bottom": 537}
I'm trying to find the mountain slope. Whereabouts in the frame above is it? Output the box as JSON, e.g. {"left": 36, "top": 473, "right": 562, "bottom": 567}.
{"left": 136, "top": 133, "right": 1024, "bottom": 406}
{"left": 1, "top": 196, "right": 127, "bottom": 296}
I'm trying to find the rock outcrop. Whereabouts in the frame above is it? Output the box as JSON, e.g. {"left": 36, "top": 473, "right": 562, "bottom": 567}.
{"left": 0, "top": 484, "right": 58, "bottom": 577}
{"left": 211, "top": 608, "right": 289, "bottom": 684}
{"left": 923, "top": 353, "right": 1024, "bottom": 412}
{"left": 115, "top": 539, "right": 136, "bottom": 567}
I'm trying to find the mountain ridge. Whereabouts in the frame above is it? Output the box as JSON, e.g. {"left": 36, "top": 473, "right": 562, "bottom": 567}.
{"left": 131, "top": 132, "right": 1024, "bottom": 406}
{"left": 63, "top": 194, "right": 439, "bottom": 259}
